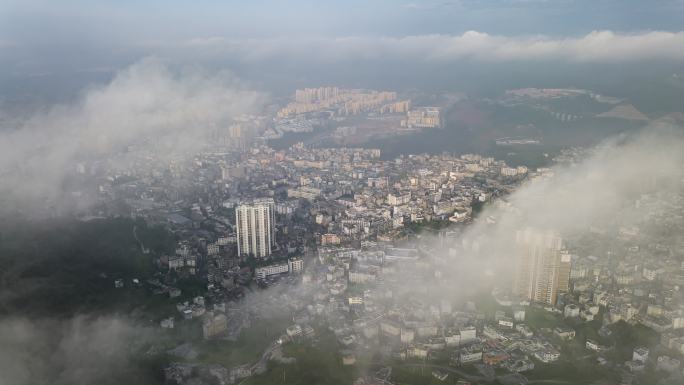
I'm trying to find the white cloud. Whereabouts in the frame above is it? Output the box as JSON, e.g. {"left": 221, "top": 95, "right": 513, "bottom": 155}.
{"left": 401, "top": 1, "right": 462, "bottom": 10}
{"left": 0, "top": 316, "right": 157, "bottom": 385}
{"left": 454, "top": 123, "right": 684, "bottom": 278}
{"left": 0, "top": 58, "right": 266, "bottom": 212}
{"left": 179, "top": 30, "right": 684, "bottom": 63}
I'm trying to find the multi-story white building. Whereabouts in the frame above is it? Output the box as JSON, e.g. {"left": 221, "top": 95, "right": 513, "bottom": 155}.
{"left": 349, "top": 270, "right": 376, "bottom": 284}
{"left": 402, "top": 107, "right": 441, "bottom": 128}
{"left": 288, "top": 258, "right": 304, "bottom": 273}
{"left": 287, "top": 186, "right": 321, "bottom": 200}
{"left": 632, "top": 347, "right": 649, "bottom": 363}
{"left": 459, "top": 346, "right": 483, "bottom": 364}
{"left": 236, "top": 198, "right": 275, "bottom": 258}
{"left": 501, "top": 166, "right": 528, "bottom": 177}
{"left": 459, "top": 326, "right": 477, "bottom": 344}
{"left": 254, "top": 258, "right": 304, "bottom": 280}
{"left": 321, "top": 233, "right": 341, "bottom": 245}
{"left": 643, "top": 265, "right": 662, "bottom": 281}
{"left": 255, "top": 263, "right": 289, "bottom": 280}
{"left": 202, "top": 312, "right": 228, "bottom": 339}
{"left": 387, "top": 192, "right": 411, "bottom": 206}
{"left": 207, "top": 243, "right": 219, "bottom": 256}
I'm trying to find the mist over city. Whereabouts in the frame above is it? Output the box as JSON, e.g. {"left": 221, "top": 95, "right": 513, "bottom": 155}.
{"left": 1, "top": 1, "right": 684, "bottom": 385}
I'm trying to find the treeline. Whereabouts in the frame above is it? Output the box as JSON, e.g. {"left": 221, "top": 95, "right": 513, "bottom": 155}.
{"left": 0, "top": 217, "right": 174, "bottom": 316}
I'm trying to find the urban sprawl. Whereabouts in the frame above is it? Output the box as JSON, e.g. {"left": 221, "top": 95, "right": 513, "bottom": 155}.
{"left": 44, "top": 87, "right": 684, "bottom": 385}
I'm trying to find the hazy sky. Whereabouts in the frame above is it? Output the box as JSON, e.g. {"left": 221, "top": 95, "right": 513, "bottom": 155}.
{"left": 1, "top": 1, "right": 683, "bottom": 102}
{"left": 2, "top": 0, "right": 684, "bottom": 43}
{"left": 2, "top": 1, "right": 684, "bottom": 57}
{"left": 0, "top": 0, "right": 684, "bottom": 76}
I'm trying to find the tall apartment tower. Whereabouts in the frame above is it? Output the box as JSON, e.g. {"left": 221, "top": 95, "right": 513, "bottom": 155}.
{"left": 513, "top": 228, "right": 571, "bottom": 305}
{"left": 235, "top": 198, "right": 275, "bottom": 258}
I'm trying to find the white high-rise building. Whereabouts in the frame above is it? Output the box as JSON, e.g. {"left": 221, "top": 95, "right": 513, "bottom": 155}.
{"left": 513, "top": 228, "right": 571, "bottom": 305}
{"left": 235, "top": 198, "right": 275, "bottom": 258}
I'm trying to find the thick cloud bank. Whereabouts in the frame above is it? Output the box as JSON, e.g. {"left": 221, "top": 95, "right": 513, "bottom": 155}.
{"left": 0, "top": 58, "right": 265, "bottom": 211}
{"left": 181, "top": 30, "right": 684, "bottom": 63}
{"left": 454, "top": 123, "right": 684, "bottom": 282}
{"left": 0, "top": 316, "right": 156, "bottom": 385}
{"left": 362, "top": 124, "right": 684, "bottom": 319}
